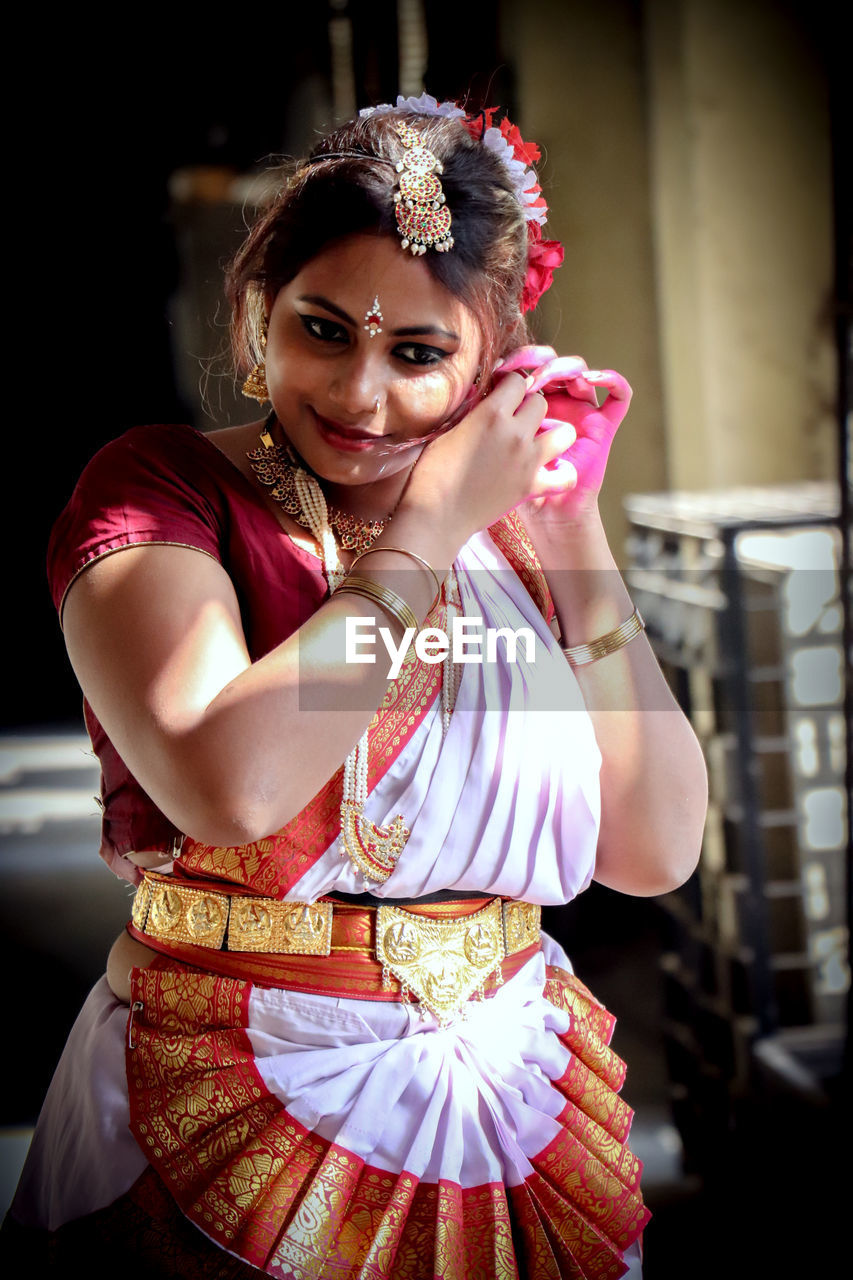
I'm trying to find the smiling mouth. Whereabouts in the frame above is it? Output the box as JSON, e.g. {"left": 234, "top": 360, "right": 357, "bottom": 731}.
{"left": 312, "top": 410, "right": 389, "bottom": 451}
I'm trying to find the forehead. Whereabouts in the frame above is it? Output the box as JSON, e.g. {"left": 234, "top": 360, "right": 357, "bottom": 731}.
{"left": 289, "top": 233, "right": 476, "bottom": 332}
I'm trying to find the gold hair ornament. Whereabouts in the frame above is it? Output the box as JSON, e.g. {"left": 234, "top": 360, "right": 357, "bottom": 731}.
{"left": 358, "top": 96, "right": 564, "bottom": 305}
{"left": 393, "top": 121, "right": 454, "bottom": 256}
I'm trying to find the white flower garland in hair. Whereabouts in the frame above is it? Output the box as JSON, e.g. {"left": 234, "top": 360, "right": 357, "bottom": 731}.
{"left": 479, "top": 127, "right": 547, "bottom": 225}
{"left": 360, "top": 93, "right": 545, "bottom": 225}
{"left": 359, "top": 93, "right": 466, "bottom": 121}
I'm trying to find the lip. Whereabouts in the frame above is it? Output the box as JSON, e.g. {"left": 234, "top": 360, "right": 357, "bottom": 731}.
{"left": 312, "top": 410, "right": 387, "bottom": 453}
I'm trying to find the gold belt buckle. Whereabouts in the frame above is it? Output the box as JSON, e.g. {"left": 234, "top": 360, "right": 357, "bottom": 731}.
{"left": 376, "top": 899, "right": 506, "bottom": 1026}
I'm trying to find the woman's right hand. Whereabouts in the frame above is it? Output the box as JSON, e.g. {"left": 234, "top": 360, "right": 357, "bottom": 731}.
{"left": 399, "top": 370, "right": 576, "bottom": 546}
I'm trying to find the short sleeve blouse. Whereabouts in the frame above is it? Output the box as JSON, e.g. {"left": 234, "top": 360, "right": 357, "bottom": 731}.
{"left": 47, "top": 423, "right": 328, "bottom": 882}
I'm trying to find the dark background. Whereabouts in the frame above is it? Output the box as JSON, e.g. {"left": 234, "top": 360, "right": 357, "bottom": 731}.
{"left": 8, "top": 2, "right": 514, "bottom": 730}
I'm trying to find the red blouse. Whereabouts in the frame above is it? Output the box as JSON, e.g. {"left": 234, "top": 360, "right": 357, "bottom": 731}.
{"left": 47, "top": 423, "right": 328, "bottom": 882}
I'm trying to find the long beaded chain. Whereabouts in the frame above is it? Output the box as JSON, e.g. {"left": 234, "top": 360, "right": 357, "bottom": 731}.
{"left": 247, "top": 418, "right": 459, "bottom": 883}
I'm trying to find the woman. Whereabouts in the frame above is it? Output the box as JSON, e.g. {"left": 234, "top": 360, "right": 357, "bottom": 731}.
{"left": 5, "top": 96, "right": 707, "bottom": 1277}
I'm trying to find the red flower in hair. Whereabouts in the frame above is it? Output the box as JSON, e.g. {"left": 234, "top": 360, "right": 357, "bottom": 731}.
{"left": 521, "top": 222, "right": 564, "bottom": 313}
{"left": 462, "top": 106, "right": 500, "bottom": 141}
{"left": 454, "top": 102, "right": 563, "bottom": 309}
{"left": 498, "top": 118, "right": 541, "bottom": 167}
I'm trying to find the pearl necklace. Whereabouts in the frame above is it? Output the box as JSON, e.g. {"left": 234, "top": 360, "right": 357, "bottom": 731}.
{"left": 247, "top": 419, "right": 458, "bottom": 884}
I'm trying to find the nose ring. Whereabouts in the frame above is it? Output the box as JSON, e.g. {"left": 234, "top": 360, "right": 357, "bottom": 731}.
{"left": 372, "top": 397, "right": 381, "bottom": 415}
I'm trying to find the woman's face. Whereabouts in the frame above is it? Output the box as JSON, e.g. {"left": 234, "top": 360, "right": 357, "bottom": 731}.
{"left": 265, "top": 233, "right": 482, "bottom": 501}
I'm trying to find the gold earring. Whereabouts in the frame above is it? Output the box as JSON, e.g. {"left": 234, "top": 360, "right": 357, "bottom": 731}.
{"left": 242, "top": 364, "right": 269, "bottom": 402}
{"left": 242, "top": 314, "right": 269, "bottom": 402}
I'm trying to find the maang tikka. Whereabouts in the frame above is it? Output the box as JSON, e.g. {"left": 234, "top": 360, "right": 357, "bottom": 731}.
{"left": 394, "top": 121, "right": 454, "bottom": 255}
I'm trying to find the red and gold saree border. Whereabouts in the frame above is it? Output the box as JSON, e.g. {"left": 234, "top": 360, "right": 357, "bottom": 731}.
{"left": 488, "top": 510, "right": 556, "bottom": 626}
{"left": 126, "top": 961, "right": 648, "bottom": 1279}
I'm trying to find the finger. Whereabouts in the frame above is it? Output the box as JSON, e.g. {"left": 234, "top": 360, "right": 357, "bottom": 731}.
{"left": 538, "top": 416, "right": 578, "bottom": 444}
{"left": 581, "top": 370, "right": 633, "bottom": 425}
{"left": 527, "top": 364, "right": 598, "bottom": 410}
{"left": 493, "top": 345, "right": 558, "bottom": 375}
{"left": 536, "top": 419, "right": 577, "bottom": 455}
{"left": 526, "top": 357, "right": 590, "bottom": 392}
{"left": 512, "top": 388, "right": 549, "bottom": 427}
{"left": 534, "top": 457, "right": 578, "bottom": 495}
{"left": 482, "top": 369, "right": 530, "bottom": 412}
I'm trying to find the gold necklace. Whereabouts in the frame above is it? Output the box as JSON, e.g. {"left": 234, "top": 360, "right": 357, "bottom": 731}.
{"left": 247, "top": 423, "right": 392, "bottom": 553}
{"left": 246, "top": 419, "right": 409, "bottom": 882}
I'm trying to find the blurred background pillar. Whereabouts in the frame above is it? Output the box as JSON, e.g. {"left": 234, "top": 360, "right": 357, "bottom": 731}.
{"left": 644, "top": 0, "right": 836, "bottom": 491}
{"left": 502, "top": 0, "right": 838, "bottom": 548}
{"left": 501, "top": 0, "right": 669, "bottom": 557}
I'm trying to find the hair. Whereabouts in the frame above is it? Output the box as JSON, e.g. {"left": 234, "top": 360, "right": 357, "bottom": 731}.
{"left": 226, "top": 109, "right": 532, "bottom": 387}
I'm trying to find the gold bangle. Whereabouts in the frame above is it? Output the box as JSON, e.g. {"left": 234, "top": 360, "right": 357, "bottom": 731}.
{"left": 562, "top": 607, "right": 645, "bottom": 667}
{"left": 348, "top": 546, "right": 443, "bottom": 601}
{"left": 335, "top": 576, "right": 420, "bottom": 635}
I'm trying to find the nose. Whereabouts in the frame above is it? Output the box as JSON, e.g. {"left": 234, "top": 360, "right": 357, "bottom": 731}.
{"left": 327, "top": 352, "right": 385, "bottom": 419}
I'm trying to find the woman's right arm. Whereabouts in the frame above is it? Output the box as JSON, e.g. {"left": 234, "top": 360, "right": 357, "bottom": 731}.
{"left": 63, "top": 376, "right": 561, "bottom": 847}
{"left": 63, "top": 543, "right": 417, "bottom": 847}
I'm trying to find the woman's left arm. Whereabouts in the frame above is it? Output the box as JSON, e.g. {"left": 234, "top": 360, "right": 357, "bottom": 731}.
{"left": 501, "top": 349, "right": 708, "bottom": 896}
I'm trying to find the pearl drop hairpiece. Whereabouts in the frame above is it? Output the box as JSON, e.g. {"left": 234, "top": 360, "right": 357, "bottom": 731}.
{"left": 361, "top": 94, "right": 548, "bottom": 227}
{"left": 393, "top": 121, "right": 454, "bottom": 255}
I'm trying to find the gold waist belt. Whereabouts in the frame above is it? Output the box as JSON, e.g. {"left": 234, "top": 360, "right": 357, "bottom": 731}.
{"left": 131, "top": 871, "right": 542, "bottom": 1025}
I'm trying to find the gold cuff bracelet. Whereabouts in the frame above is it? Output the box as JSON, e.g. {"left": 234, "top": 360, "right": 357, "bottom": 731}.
{"left": 562, "top": 607, "right": 646, "bottom": 667}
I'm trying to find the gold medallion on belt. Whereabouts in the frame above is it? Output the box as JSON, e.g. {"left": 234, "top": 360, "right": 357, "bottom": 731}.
{"left": 132, "top": 873, "right": 333, "bottom": 954}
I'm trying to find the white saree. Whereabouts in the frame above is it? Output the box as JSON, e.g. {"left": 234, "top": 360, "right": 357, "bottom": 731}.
{"left": 10, "top": 530, "right": 647, "bottom": 1279}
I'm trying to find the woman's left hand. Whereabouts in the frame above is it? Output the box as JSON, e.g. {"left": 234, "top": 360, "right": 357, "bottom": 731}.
{"left": 493, "top": 345, "right": 632, "bottom": 526}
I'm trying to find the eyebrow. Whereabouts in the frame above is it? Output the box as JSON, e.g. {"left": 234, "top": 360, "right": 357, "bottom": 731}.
{"left": 298, "top": 294, "right": 460, "bottom": 343}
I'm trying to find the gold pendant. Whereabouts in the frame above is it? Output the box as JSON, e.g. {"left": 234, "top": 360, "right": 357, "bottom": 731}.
{"left": 340, "top": 800, "right": 410, "bottom": 884}
{"left": 376, "top": 900, "right": 506, "bottom": 1025}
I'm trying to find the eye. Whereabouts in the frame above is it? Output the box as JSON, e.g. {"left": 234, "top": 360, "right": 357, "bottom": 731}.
{"left": 393, "top": 343, "right": 449, "bottom": 367}
{"left": 299, "top": 314, "right": 349, "bottom": 344}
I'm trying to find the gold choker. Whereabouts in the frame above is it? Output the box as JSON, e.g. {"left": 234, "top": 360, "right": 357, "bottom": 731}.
{"left": 247, "top": 426, "right": 391, "bottom": 553}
